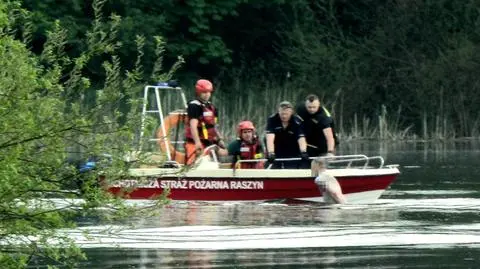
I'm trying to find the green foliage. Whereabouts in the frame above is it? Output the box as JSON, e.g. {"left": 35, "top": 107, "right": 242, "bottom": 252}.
{"left": 20, "top": 0, "right": 249, "bottom": 74}
{"left": 228, "top": 0, "right": 480, "bottom": 139}
{"left": 16, "top": 0, "right": 480, "bottom": 139}
{"left": 0, "top": 0, "right": 182, "bottom": 267}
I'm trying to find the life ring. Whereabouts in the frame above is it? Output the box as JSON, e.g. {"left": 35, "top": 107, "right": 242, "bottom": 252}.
{"left": 156, "top": 112, "right": 188, "bottom": 164}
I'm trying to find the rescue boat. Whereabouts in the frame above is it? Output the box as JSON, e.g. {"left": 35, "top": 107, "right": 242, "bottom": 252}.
{"left": 104, "top": 83, "right": 400, "bottom": 204}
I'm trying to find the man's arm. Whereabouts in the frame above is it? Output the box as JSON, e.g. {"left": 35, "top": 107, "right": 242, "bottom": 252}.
{"left": 266, "top": 133, "right": 275, "bottom": 154}
{"left": 213, "top": 107, "right": 224, "bottom": 144}
{"left": 265, "top": 116, "right": 276, "bottom": 154}
{"left": 323, "top": 127, "right": 335, "bottom": 153}
{"left": 187, "top": 102, "right": 204, "bottom": 149}
{"left": 189, "top": 118, "right": 202, "bottom": 148}
{"left": 227, "top": 140, "right": 238, "bottom": 156}
{"left": 298, "top": 136, "right": 307, "bottom": 153}
{"left": 227, "top": 140, "right": 239, "bottom": 167}
{"left": 318, "top": 115, "right": 335, "bottom": 154}
{"left": 294, "top": 116, "right": 307, "bottom": 153}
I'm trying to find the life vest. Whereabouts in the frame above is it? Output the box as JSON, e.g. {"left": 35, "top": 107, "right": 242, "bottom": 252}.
{"left": 239, "top": 141, "right": 258, "bottom": 160}
{"left": 185, "top": 100, "right": 218, "bottom": 143}
{"left": 237, "top": 139, "right": 263, "bottom": 169}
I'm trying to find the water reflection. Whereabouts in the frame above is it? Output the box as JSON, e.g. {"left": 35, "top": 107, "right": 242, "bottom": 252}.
{"left": 80, "top": 246, "right": 480, "bottom": 269}
{"left": 82, "top": 248, "right": 343, "bottom": 269}
{"left": 137, "top": 201, "right": 400, "bottom": 227}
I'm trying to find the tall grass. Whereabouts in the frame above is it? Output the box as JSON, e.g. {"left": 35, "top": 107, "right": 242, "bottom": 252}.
{"left": 210, "top": 79, "right": 479, "bottom": 143}
{"left": 212, "top": 78, "right": 306, "bottom": 141}
{"left": 143, "top": 76, "right": 480, "bottom": 145}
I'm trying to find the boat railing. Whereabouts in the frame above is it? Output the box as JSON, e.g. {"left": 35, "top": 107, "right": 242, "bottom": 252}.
{"left": 236, "top": 154, "right": 386, "bottom": 169}
{"left": 202, "top": 145, "right": 219, "bottom": 163}
{"left": 151, "top": 147, "right": 388, "bottom": 170}
{"left": 189, "top": 144, "right": 220, "bottom": 167}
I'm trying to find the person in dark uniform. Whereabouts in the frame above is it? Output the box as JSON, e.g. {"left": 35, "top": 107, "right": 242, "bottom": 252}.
{"left": 184, "top": 79, "right": 227, "bottom": 164}
{"left": 296, "top": 94, "right": 337, "bottom": 157}
{"left": 265, "top": 101, "right": 309, "bottom": 169}
{"left": 228, "top": 120, "right": 264, "bottom": 169}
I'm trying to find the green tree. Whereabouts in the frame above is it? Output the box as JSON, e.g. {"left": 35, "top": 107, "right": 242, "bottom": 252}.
{"left": 16, "top": 0, "right": 480, "bottom": 139}
{"left": 20, "top": 0, "right": 251, "bottom": 79}
{"left": 0, "top": 0, "right": 182, "bottom": 267}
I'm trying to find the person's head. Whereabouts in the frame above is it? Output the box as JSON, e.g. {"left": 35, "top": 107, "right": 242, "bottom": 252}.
{"left": 195, "top": 79, "right": 213, "bottom": 101}
{"left": 237, "top": 120, "right": 255, "bottom": 143}
{"left": 277, "top": 101, "right": 294, "bottom": 123}
{"left": 305, "top": 94, "right": 321, "bottom": 114}
{"left": 311, "top": 157, "right": 328, "bottom": 176}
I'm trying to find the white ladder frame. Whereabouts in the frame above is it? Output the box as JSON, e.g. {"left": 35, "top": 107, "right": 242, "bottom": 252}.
{"left": 140, "top": 84, "right": 188, "bottom": 161}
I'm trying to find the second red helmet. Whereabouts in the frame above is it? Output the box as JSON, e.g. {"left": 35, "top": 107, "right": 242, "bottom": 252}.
{"left": 237, "top": 120, "right": 255, "bottom": 136}
{"left": 195, "top": 79, "right": 213, "bottom": 94}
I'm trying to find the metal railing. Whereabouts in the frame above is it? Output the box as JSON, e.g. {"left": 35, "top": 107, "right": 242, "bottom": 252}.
{"left": 197, "top": 144, "right": 220, "bottom": 164}
{"left": 236, "top": 154, "right": 386, "bottom": 169}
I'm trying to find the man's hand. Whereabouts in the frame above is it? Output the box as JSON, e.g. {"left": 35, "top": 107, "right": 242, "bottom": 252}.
{"left": 217, "top": 139, "right": 226, "bottom": 149}
{"left": 194, "top": 142, "right": 203, "bottom": 156}
{"left": 300, "top": 151, "right": 310, "bottom": 161}
{"left": 267, "top": 152, "right": 276, "bottom": 163}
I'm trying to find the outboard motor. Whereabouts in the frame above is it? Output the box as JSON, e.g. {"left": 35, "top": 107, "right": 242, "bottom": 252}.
{"left": 78, "top": 153, "right": 112, "bottom": 173}
{"left": 75, "top": 153, "right": 112, "bottom": 194}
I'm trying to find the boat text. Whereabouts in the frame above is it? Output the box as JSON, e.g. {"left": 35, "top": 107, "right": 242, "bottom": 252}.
{"left": 111, "top": 179, "right": 264, "bottom": 190}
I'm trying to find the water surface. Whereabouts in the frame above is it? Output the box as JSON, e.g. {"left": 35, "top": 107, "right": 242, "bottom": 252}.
{"left": 33, "top": 141, "right": 480, "bottom": 268}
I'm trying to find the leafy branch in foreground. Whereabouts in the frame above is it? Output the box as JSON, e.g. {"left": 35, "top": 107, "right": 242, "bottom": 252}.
{"left": 0, "top": 0, "right": 183, "bottom": 268}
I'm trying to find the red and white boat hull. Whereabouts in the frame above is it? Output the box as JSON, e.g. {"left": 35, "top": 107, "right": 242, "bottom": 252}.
{"left": 106, "top": 167, "right": 399, "bottom": 204}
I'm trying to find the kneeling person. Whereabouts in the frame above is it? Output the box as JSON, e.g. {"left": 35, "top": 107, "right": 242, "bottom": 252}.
{"left": 228, "top": 121, "right": 264, "bottom": 169}
{"left": 311, "top": 158, "right": 346, "bottom": 204}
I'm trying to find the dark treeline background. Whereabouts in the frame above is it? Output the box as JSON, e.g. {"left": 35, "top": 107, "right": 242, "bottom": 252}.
{"left": 21, "top": 0, "right": 480, "bottom": 141}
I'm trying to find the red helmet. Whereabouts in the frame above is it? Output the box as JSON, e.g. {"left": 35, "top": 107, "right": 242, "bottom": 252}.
{"left": 195, "top": 79, "right": 213, "bottom": 94}
{"left": 237, "top": 120, "right": 255, "bottom": 136}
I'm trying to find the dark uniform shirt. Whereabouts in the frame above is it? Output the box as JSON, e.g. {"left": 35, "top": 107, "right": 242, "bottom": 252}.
{"left": 266, "top": 113, "right": 305, "bottom": 158}
{"left": 296, "top": 105, "right": 334, "bottom": 156}
{"left": 187, "top": 99, "right": 218, "bottom": 120}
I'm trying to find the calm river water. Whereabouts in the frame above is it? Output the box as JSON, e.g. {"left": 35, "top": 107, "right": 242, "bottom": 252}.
{"left": 36, "top": 141, "right": 480, "bottom": 268}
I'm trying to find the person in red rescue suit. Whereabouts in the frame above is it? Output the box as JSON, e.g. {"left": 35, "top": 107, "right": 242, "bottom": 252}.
{"left": 227, "top": 121, "right": 265, "bottom": 169}
{"left": 184, "top": 79, "right": 227, "bottom": 165}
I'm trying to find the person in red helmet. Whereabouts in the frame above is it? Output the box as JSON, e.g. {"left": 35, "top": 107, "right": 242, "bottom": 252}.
{"left": 227, "top": 120, "right": 264, "bottom": 169}
{"left": 184, "top": 79, "right": 227, "bottom": 164}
